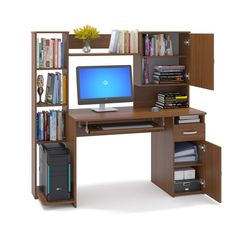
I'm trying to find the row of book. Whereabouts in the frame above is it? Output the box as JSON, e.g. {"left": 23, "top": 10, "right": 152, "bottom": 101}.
{"left": 144, "top": 33, "right": 173, "bottom": 56}
{"left": 152, "top": 65, "right": 185, "bottom": 84}
{"left": 176, "top": 115, "right": 200, "bottom": 124}
{"left": 109, "top": 30, "right": 138, "bottom": 54}
{"left": 44, "top": 73, "right": 67, "bottom": 105}
{"left": 36, "top": 110, "right": 65, "bottom": 141}
{"left": 37, "top": 38, "right": 65, "bottom": 68}
{"left": 175, "top": 142, "right": 199, "bottom": 163}
{"left": 155, "top": 92, "right": 189, "bottom": 109}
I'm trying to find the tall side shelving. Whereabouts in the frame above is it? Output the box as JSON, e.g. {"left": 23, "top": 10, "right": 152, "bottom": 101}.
{"left": 31, "top": 31, "right": 75, "bottom": 206}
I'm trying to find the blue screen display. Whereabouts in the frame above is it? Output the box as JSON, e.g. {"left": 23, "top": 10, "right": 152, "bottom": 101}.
{"left": 78, "top": 66, "right": 132, "bottom": 99}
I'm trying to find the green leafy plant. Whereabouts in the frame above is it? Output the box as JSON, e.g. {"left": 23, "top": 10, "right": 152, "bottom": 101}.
{"left": 73, "top": 25, "right": 99, "bottom": 40}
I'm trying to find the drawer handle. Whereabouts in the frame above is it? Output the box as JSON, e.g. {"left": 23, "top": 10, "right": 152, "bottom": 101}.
{"left": 183, "top": 131, "right": 198, "bottom": 135}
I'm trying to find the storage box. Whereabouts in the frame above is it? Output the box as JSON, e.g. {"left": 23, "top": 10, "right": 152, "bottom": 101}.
{"left": 174, "top": 169, "right": 184, "bottom": 180}
{"left": 184, "top": 168, "right": 196, "bottom": 180}
{"left": 175, "top": 179, "right": 201, "bottom": 193}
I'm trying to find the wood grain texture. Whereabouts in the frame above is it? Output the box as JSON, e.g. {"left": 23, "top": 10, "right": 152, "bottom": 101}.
{"left": 66, "top": 115, "right": 77, "bottom": 207}
{"left": 151, "top": 118, "right": 174, "bottom": 196}
{"left": 190, "top": 34, "right": 214, "bottom": 90}
{"left": 31, "top": 32, "right": 37, "bottom": 199}
{"left": 173, "top": 123, "right": 205, "bottom": 141}
{"left": 68, "top": 107, "right": 206, "bottom": 123}
{"left": 201, "top": 141, "right": 221, "bottom": 202}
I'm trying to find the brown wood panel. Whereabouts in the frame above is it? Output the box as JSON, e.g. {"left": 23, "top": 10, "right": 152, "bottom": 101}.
{"left": 201, "top": 141, "right": 221, "bottom": 202}
{"left": 190, "top": 34, "right": 214, "bottom": 90}
{"left": 69, "top": 107, "right": 206, "bottom": 123}
{"left": 151, "top": 118, "right": 174, "bottom": 196}
{"left": 133, "top": 55, "right": 142, "bottom": 86}
{"left": 69, "top": 53, "right": 138, "bottom": 56}
{"left": 66, "top": 115, "right": 77, "bottom": 207}
{"left": 32, "top": 32, "right": 37, "bottom": 199}
{"left": 173, "top": 123, "right": 205, "bottom": 141}
{"left": 69, "top": 34, "right": 111, "bottom": 49}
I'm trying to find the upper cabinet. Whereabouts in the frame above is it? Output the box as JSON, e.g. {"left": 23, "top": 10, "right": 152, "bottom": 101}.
{"left": 190, "top": 34, "right": 214, "bottom": 90}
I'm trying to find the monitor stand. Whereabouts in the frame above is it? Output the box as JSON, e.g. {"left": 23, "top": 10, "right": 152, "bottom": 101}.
{"left": 92, "top": 104, "right": 118, "bottom": 113}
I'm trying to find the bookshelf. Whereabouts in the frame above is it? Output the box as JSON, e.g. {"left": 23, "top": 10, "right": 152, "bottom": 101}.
{"left": 31, "top": 31, "right": 71, "bottom": 206}
{"left": 32, "top": 30, "right": 221, "bottom": 208}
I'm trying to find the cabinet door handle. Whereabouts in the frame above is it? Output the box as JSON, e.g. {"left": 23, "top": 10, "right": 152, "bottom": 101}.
{"left": 183, "top": 131, "right": 198, "bottom": 135}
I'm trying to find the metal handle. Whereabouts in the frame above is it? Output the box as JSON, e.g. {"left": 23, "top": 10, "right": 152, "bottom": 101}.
{"left": 183, "top": 131, "right": 198, "bottom": 135}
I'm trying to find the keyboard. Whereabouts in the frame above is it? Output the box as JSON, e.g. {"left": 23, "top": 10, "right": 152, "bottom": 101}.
{"left": 101, "top": 123, "right": 154, "bottom": 131}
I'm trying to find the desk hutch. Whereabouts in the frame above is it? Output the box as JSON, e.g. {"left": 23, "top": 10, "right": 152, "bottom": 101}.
{"left": 31, "top": 31, "right": 221, "bottom": 207}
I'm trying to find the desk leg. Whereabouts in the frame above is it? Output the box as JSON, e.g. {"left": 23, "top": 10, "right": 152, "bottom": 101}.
{"left": 151, "top": 118, "right": 174, "bottom": 197}
{"left": 66, "top": 116, "right": 77, "bottom": 208}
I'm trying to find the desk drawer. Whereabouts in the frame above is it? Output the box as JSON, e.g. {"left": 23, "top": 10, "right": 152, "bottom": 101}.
{"left": 174, "top": 123, "right": 205, "bottom": 141}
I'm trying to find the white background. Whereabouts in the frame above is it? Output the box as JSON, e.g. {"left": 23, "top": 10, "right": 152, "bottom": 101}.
{"left": 0, "top": 0, "right": 235, "bottom": 235}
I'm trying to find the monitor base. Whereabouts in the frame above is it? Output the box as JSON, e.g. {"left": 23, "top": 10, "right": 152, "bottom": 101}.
{"left": 92, "top": 104, "right": 118, "bottom": 113}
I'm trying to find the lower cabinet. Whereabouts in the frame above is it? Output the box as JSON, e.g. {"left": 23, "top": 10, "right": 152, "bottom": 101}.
{"left": 173, "top": 140, "right": 221, "bottom": 203}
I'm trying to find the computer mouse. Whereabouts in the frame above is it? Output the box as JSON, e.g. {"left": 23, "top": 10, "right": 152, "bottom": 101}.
{"left": 151, "top": 107, "right": 160, "bottom": 112}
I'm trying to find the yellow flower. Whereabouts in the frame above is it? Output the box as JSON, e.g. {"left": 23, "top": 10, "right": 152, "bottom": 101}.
{"left": 73, "top": 25, "right": 99, "bottom": 40}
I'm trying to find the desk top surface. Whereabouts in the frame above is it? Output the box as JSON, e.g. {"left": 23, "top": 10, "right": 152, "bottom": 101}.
{"left": 68, "top": 107, "right": 206, "bottom": 123}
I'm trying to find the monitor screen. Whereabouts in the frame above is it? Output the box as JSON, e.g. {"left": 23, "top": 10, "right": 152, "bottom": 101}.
{"left": 76, "top": 65, "right": 133, "bottom": 105}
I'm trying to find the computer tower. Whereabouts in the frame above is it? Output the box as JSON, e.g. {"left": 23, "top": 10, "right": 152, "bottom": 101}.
{"left": 39, "top": 143, "right": 71, "bottom": 201}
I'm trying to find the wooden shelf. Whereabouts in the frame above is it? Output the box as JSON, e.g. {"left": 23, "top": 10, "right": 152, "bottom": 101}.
{"left": 36, "top": 67, "right": 66, "bottom": 70}
{"left": 143, "top": 55, "right": 186, "bottom": 58}
{"left": 36, "top": 103, "right": 67, "bottom": 107}
{"left": 69, "top": 53, "right": 139, "bottom": 57}
{"left": 174, "top": 162, "right": 203, "bottom": 168}
{"left": 136, "top": 83, "right": 188, "bottom": 87}
{"left": 174, "top": 190, "right": 203, "bottom": 196}
{"left": 37, "top": 187, "right": 74, "bottom": 206}
{"left": 78, "top": 122, "right": 164, "bottom": 136}
{"left": 36, "top": 140, "right": 66, "bottom": 144}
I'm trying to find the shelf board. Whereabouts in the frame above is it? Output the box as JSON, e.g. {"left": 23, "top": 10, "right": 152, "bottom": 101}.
{"left": 69, "top": 52, "right": 139, "bottom": 57}
{"left": 174, "top": 190, "right": 203, "bottom": 196}
{"left": 137, "top": 83, "right": 188, "bottom": 87}
{"left": 143, "top": 55, "right": 186, "bottom": 58}
{"left": 36, "top": 103, "right": 67, "bottom": 107}
{"left": 37, "top": 187, "right": 74, "bottom": 206}
{"left": 36, "top": 67, "right": 66, "bottom": 70}
{"left": 36, "top": 140, "right": 66, "bottom": 144}
{"left": 174, "top": 162, "right": 203, "bottom": 168}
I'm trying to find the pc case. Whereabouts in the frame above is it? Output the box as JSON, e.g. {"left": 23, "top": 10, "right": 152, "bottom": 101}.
{"left": 39, "top": 143, "right": 71, "bottom": 201}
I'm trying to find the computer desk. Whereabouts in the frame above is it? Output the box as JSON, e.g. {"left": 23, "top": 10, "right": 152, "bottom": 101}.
{"left": 67, "top": 106, "right": 221, "bottom": 207}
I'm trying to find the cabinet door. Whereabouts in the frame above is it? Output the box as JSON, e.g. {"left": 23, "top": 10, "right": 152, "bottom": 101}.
{"left": 190, "top": 34, "right": 214, "bottom": 90}
{"left": 201, "top": 141, "right": 221, "bottom": 202}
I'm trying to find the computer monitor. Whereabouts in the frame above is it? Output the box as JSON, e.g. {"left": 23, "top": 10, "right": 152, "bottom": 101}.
{"left": 76, "top": 65, "right": 133, "bottom": 112}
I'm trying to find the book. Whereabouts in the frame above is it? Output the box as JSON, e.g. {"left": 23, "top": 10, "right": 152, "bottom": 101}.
{"left": 179, "top": 115, "right": 200, "bottom": 120}
{"left": 174, "top": 155, "right": 198, "bottom": 163}
{"left": 109, "top": 29, "right": 138, "bottom": 54}
{"left": 175, "top": 142, "right": 198, "bottom": 158}
{"left": 37, "top": 37, "right": 63, "bottom": 68}
{"left": 177, "top": 118, "right": 200, "bottom": 124}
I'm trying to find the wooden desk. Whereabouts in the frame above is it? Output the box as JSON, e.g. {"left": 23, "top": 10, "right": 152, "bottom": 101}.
{"left": 66, "top": 107, "right": 221, "bottom": 208}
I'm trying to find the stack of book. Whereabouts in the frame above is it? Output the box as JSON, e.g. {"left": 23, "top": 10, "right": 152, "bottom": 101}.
{"left": 36, "top": 110, "right": 65, "bottom": 141}
{"left": 108, "top": 30, "right": 138, "bottom": 54}
{"left": 174, "top": 142, "right": 198, "bottom": 163}
{"left": 44, "top": 73, "right": 67, "bottom": 105}
{"left": 152, "top": 65, "right": 185, "bottom": 84}
{"left": 155, "top": 92, "right": 188, "bottom": 109}
{"left": 144, "top": 33, "right": 173, "bottom": 56}
{"left": 176, "top": 115, "right": 200, "bottom": 124}
{"left": 37, "top": 38, "right": 64, "bottom": 68}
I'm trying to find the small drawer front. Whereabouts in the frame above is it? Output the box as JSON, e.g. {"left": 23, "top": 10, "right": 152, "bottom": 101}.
{"left": 174, "top": 123, "right": 205, "bottom": 141}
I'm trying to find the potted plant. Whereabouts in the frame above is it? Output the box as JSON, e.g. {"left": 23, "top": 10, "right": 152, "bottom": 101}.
{"left": 73, "top": 25, "right": 99, "bottom": 53}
